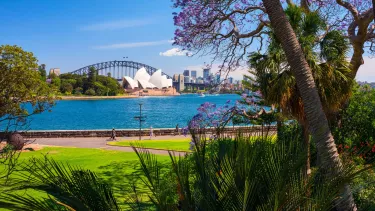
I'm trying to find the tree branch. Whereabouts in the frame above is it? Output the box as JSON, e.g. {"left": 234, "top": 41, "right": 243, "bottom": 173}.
{"left": 336, "top": 0, "right": 360, "bottom": 22}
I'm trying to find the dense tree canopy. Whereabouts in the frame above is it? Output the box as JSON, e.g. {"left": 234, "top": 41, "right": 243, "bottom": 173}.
{"left": 0, "top": 45, "right": 56, "bottom": 130}
{"left": 56, "top": 69, "right": 124, "bottom": 96}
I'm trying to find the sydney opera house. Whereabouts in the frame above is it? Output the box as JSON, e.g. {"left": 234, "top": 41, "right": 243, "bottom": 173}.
{"left": 122, "top": 67, "right": 177, "bottom": 96}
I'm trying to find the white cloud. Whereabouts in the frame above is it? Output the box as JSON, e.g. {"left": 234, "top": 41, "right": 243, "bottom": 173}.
{"left": 356, "top": 57, "right": 375, "bottom": 82}
{"left": 81, "top": 19, "right": 152, "bottom": 31}
{"left": 93, "top": 40, "right": 172, "bottom": 50}
{"left": 159, "top": 48, "right": 191, "bottom": 57}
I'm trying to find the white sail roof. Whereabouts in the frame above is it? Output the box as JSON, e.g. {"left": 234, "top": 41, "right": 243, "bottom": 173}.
{"left": 138, "top": 79, "right": 156, "bottom": 89}
{"left": 167, "top": 78, "right": 173, "bottom": 87}
{"left": 161, "top": 75, "right": 169, "bottom": 88}
{"left": 134, "top": 67, "right": 151, "bottom": 82}
{"left": 149, "top": 69, "right": 163, "bottom": 89}
{"left": 123, "top": 76, "right": 138, "bottom": 89}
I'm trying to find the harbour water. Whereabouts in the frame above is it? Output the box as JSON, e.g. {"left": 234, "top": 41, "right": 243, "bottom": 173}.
{"left": 25, "top": 94, "right": 240, "bottom": 130}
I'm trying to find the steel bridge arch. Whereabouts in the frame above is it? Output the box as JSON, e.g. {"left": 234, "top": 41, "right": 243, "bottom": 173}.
{"left": 69, "top": 60, "right": 172, "bottom": 79}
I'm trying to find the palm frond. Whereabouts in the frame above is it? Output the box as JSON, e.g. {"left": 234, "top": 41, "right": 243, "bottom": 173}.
{"left": 1, "top": 157, "right": 119, "bottom": 211}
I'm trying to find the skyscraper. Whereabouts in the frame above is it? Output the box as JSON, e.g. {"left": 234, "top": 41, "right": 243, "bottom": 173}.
{"left": 191, "top": 70, "right": 197, "bottom": 79}
{"left": 203, "top": 68, "right": 210, "bottom": 80}
{"left": 228, "top": 77, "right": 233, "bottom": 84}
{"left": 183, "top": 70, "right": 190, "bottom": 77}
{"left": 184, "top": 76, "right": 190, "bottom": 83}
{"left": 216, "top": 74, "right": 221, "bottom": 84}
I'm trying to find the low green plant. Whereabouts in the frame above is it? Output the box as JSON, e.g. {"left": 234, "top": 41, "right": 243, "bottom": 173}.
{"left": 84, "top": 88, "right": 96, "bottom": 96}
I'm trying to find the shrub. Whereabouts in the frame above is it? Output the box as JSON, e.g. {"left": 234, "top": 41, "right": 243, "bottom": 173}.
{"left": 74, "top": 87, "right": 83, "bottom": 95}
{"left": 332, "top": 85, "right": 375, "bottom": 162}
{"left": 84, "top": 88, "right": 96, "bottom": 96}
{"left": 60, "top": 82, "right": 73, "bottom": 94}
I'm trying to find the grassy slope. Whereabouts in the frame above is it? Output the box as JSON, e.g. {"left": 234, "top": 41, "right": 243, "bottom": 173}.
{"left": 1, "top": 147, "right": 170, "bottom": 210}
{"left": 107, "top": 138, "right": 191, "bottom": 151}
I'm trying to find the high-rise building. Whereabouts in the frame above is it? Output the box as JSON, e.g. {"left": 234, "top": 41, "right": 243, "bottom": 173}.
{"left": 203, "top": 68, "right": 210, "bottom": 80}
{"left": 184, "top": 76, "right": 190, "bottom": 83}
{"left": 173, "top": 74, "right": 180, "bottom": 82}
{"left": 215, "top": 74, "right": 221, "bottom": 84}
{"left": 183, "top": 70, "right": 190, "bottom": 77}
{"left": 191, "top": 70, "right": 197, "bottom": 79}
{"left": 228, "top": 77, "right": 233, "bottom": 84}
{"left": 178, "top": 74, "right": 185, "bottom": 91}
{"left": 49, "top": 68, "right": 61, "bottom": 76}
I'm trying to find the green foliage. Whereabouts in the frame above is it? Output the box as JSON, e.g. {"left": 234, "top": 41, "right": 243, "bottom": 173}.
{"left": 332, "top": 85, "right": 375, "bottom": 146}
{"left": 51, "top": 77, "right": 61, "bottom": 89}
{"left": 74, "top": 87, "right": 83, "bottom": 95}
{"left": 244, "top": 5, "right": 352, "bottom": 123}
{"left": 88, "top": 66, "right": 97, "bottom": 87}
{"left": 85, "top": 88, "right": 96, "bottom": 96}
{"left": 60, "top": 82, "right": 73, "bottom": 94}
{"left": 93, "top": 81, "right": 106, "bottom": 96}
{"left": 38, "top": 64, "right": 47, "bottom": 81}
{"left": 2, "top": 157, "right": 119, "bottom": 211}
{"left": 127, "top": 134, "right": 366, "bottom": 210}
{"left": 55, "top": 69, "right": 123, "bottom": 96}
{"left": 352, "top": 168, "right": 375, "bottom": 209}
{"left": 331, "top": 84, "right": 375, "bottom": 164}
{"left": 0, "top": 45, "right": 56, "bottom": 129}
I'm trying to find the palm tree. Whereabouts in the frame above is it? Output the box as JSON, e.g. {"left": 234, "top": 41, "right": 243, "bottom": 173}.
{"left": 261, "top": 0, "right": 356, "bottom": 209}
{"left": 245, "top": 5, "right": 353, "bottom": 177}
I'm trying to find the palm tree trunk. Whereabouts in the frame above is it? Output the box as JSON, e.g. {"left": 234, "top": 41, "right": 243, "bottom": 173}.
{"left": 262, "top": 0, "right": 357, "bottom": 210}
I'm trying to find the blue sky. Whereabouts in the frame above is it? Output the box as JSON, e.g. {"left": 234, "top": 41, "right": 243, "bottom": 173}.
{"left": 0, "top": 0, "right": 374, "bottom": 81}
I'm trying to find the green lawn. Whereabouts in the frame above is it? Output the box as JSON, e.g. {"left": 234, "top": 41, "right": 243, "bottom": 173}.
{"left": 1, "top": 147, "right": 171, "bottom": 210}
{"left": 107, "top": 138, "right": 191, "bottom": 151}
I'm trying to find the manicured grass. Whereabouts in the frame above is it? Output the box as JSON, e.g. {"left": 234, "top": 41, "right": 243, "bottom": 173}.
{"left": 108, "top": 138, "right": 191, "bottom": 151}
{"left": 1, "top": 147, "right": 170, "bottom": 209}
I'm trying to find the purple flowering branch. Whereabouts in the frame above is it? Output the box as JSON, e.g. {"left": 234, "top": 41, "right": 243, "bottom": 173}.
{"left": 172, "top": 0, "right": 375, "bottom": 81}
{"left": 172, "top": 0, "right": 269, "bottom": 73}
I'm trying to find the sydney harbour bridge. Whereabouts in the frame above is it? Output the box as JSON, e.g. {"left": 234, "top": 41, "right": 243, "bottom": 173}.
{"left": 69, "top": 60, "right": 172, "bottom": 80}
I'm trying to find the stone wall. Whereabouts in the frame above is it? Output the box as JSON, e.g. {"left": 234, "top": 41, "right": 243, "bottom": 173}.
{"left": 125, "top": 87, "right": 180, "bottom": 96}
{"left": 0, "top": 126, "right": 277, "bottom": 138}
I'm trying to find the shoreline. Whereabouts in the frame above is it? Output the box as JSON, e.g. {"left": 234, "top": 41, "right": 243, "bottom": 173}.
{"left": 59, "top": 95, "right": 138, "bottom": 100}
{"left": 59, "top": 94, "right": 180, "bottom": 100}
{"left": 1, "top": 126, "right": 277, "bottom": 138}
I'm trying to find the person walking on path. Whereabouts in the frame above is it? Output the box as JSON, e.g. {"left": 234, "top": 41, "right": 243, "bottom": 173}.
{"left": 111, "top": 128, "right": 116, "bottom": 140}
{"left": 149, "top": 126, "right": 154, "bottom": 139}
{"left": 175, "top": 124, "right": 179, "bottom": 136}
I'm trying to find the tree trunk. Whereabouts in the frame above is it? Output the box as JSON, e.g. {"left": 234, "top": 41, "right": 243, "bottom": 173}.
{"left": 301, "top": 122, "right": 311, "bottom": 177}
{"left": 262, "top": 0, "right": 357, "bottom": 210}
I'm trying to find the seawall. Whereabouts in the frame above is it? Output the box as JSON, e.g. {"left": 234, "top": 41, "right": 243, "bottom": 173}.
{"left": 1, "top": 126, "right": 277, "bottom": 138}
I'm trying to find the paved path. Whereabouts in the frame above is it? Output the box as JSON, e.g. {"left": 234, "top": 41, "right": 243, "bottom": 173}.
{"left": 31, "top": 137, "right": 188, "bottom": 156}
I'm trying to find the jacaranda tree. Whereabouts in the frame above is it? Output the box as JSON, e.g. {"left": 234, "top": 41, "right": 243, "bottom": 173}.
{"left": 172, "top": 0, "right": 357, "bottom": 209}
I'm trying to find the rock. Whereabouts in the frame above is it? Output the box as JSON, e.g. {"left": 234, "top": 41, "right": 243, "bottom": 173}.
{"left": 8, "top": 133, "right": 26, "bottom": 150}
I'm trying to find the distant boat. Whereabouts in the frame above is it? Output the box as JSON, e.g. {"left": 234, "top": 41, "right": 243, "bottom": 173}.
{"left": 198, "top": 93, "right": 205, "bottom": 97}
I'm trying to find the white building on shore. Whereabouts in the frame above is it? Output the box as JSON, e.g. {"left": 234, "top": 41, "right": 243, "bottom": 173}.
{"left": 123, "top": 67, "right": 172, "bottom": 90}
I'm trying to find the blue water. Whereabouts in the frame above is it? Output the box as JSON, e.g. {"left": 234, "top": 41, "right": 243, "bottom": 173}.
{"left": 25, "top": 94, "right": 240, "bottom": 130}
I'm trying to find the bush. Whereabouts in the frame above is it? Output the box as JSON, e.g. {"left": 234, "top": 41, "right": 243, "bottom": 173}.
{"left": 332, "top": 85, "right": 375, "bottom": 162}
{"left": 84, "top": 88, "right": 96, "bottom": 96}
{"left": 61, "top": 82, "right": 73, "bottom": 94}
{"left": 74, "top": 87, "right": 83, "bottom": 95}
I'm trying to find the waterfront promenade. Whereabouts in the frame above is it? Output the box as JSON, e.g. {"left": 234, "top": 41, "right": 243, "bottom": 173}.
{"left": 30, "top": 136, "right": 188, "bottom": 156}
